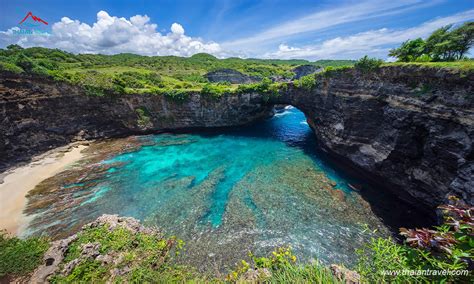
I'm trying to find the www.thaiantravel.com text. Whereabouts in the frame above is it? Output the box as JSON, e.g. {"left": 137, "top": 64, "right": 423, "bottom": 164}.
{"left": 381, "top": 269, "right": 469, "bottom": 276}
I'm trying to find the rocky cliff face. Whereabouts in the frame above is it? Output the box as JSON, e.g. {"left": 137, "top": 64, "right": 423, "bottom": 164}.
{"left": 205, "top": 68, "right": 261, "bottom": 84}
{"left": 0, "top": 73, "right": 271, "bottom": 171}
{"left": 273, "top": 66, "right": 473, "bottom": 212}
{"left": 1, "top": 66, "right": 472, "bottom": 214}
{"left": 292, "top": 65, "right": 324, "bottom": 79}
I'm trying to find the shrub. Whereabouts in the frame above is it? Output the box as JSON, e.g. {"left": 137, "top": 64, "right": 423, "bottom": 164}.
{"left": 0, "top": 61, "right": 24, "bottom": 73}
{"left": 227, "top": 247, "right": 341, "bottom": 283}
{"left": 296, "top": 74, "right": 316, "bottom": 90}
{"left": 354, "top": 56, "right": 384, "bottom": 72}
{"left": 49, "top": 224, "right": 200, "bottom": 283}
{"left": 0, "top": 232, "right": 49, "bottom": 278}
{"left": 415, "top": 54, "right": 432, "bottom": 62}
{"left": 201, "top": 83, "right": 229, "bottom": 99}
{"left": 356, "top": 197, "right": 473, "bottom": 283}
{"left": 15, "top": 53, "right": 35, "bottom": 72}
{"left": 135, "top": 107, "right": 151, "bottom": 128}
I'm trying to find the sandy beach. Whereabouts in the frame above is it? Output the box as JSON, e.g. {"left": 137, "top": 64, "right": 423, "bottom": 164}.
{"left": 0, "top": 143, "right": 89, "bottom": 236}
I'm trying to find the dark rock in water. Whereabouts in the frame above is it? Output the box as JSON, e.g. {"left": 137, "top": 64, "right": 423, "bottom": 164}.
{"left": 205, "top": 68, "right": 261, "bottom": 84}
{"left": 292, "top": 65, "right": 323, "bottom": 79}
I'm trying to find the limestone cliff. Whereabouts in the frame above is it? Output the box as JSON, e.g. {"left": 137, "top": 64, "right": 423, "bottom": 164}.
{"left": 273, "top": 65, "right": 473, "bottom": 212}
{"left": 1, "top": 66, "right": 472, "bottom": 214}
{"left": 0, "top": 73, "right": 271, "bottom": 171}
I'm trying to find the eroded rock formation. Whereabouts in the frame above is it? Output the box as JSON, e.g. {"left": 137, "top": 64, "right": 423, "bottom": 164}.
{"left": 292, "top": 64, "right": 324, "bottom": 79}
{"left": 1, "top": 65, "right": 472, "bottom": 214}
{"left": 0, "top": 73, "right": 271, "bottom": 171}
{"left": 205, "top": 68, "right": 261, "bottom": 84}
{"left": 273, "top": 66, "right": 473, "bottom": 213}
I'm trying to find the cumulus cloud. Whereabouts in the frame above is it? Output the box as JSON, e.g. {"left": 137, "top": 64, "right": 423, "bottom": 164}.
{"left": 0, "top": 10, "right": 222, "bottom": 57}
{"left": 263, "top": 9, "right": 474, "bottom": 60}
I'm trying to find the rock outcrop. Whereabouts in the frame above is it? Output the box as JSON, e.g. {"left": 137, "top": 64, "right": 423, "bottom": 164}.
{"left": 272, "top": 65, "right": 473, "bottom": 213}
{"left": 0, "top": 73, "right": 272, "bottom": 171}
{"left": 292, "top": 64, "right": 323, "bottom": 79}
{"left": 205, "top": 68, "right": 260, "bottom": 84}
{"left": 1, "top": 65, "right": 472, "bottom": 215}
{"left": 30, "top": 215, "right": 162, "bottom": 283}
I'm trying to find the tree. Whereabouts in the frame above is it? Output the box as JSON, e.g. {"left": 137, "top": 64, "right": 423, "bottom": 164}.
{"left": 389, "top": 21, "right": 474, "bottom": 62}
{"left": 451, "top": 22, "right": 474, "bottom": 59}
{"left": 389, "top": 38, "right": 426, "bottom": 62}
{"left": 6, "top": 44, "right": 23, "bottom": 51}
{"left": 425, "top": 25, "right": 458, "bottom": 61}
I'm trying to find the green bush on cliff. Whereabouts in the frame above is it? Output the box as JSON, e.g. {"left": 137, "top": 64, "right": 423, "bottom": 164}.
{"left": 295, "top": 74, "right": 316, "bottom": 90}
{"left": 354, "top": 55, "right": 384, "bottom": 72}
{"left": 201, "top": 82, "right": 231, "bottom": 99}
{"left": 0, "top": 232, "right": 49, "bottom": 278}
{"left": 0, "top": 61, "right": 24, "bottom": 73}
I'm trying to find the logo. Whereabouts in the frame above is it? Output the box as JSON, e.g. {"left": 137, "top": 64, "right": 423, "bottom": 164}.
{"left": 13, "top": 12, "right": 50, "bottom": 36}
{"left": 19, "top": 11, "right": 49, "bottom": 26}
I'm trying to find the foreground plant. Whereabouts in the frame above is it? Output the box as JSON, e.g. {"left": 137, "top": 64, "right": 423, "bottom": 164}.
{"left": 227, "top": 247, "right": 344, "bottom": 283}
{"left": 0, "top": 231, "right": 49, "bottom": 279}
{"left": 357, "top": 196, "right": 473, "bottom": 282}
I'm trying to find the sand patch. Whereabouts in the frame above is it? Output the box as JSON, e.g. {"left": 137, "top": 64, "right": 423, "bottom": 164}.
{"left": 0, "top": 143, "right": 89, "bottom": 236}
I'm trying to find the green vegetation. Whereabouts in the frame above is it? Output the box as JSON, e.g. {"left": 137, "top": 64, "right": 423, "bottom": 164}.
{"left": 1, "top": 198, "right": 471, "bottom": 282}
{"left": 385, "top": 60, "right": 474, "bottom": 71}
{"left": 135, "top": 107, "right": 151, "bottom": 128}
{"left": 389, "top": 22, "right": 474, "bottom": 62}
{"left": 227, "top": 247, "right": 341, "bottom": 283}
{"left": 356, "top": 197, "right": 473, "bottom": 283}
{"left": 354, "top": 55, "right": 384, "bottom": 72}
{"left": 0, "top": 232, "right": 49, "bottom": 278}
{"left": 294, "top": 74, "right": 317, "bottom": 90}
{"left": 0, "top": 45, "right": 354, "bottom": 98}
{"left": 50, "top": 224, "right": 204, "bottom": 283}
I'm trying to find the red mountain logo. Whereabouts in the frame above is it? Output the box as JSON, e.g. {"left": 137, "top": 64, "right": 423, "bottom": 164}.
{"left": 19, "top": 12, "right": 48, "bottom": 25}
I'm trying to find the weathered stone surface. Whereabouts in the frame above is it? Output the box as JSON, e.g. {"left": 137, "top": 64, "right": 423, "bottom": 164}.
{"left": 29, "top": 214, "right": 155, "bottom": 283}
{"left": 241, "top": 268, "right": 272, "bottom": 281}
{"left": 292, "top": 64, "right": 323, "bottom": 79}
{"left": 1, "top": 65, "right": 472, "bottom": 216}
{"left": 205, "top": 68, "right": 260, "bottom": 84}
{"left": 0, "top": 73, "right": 272, "bottom": 171}
{"left": 272, "top": 65, "right": 474, "bottom": 213}
{"left": 29, "top": 234, "right": 77, "bottom": 283}
{"left": 330, "top": 264, "right": 360, "bottom": 284}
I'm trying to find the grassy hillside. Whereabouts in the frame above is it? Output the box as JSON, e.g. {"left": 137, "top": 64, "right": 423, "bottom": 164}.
{"left": 0, "top": 46, "right": 355, "bottom": 96}
{"left": 1, "top": 46, "right": 472, "bottom": 99}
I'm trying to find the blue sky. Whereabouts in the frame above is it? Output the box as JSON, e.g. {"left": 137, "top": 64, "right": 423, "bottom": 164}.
{"left": 0, "top": 0, "right": 473, "bottom": 60}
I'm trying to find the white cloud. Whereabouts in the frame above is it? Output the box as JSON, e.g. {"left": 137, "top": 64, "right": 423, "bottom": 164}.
{"left": 263, "top": 9, "right": 474, "bottom": 60}
{"left": 0, "top": 10, "right": 223, "bottom": 57}
{"left": 222, "top": 0, "right": 440, "bottom": 49}
{"left": 170, "top": 23, "right": 185, "bottom": 35}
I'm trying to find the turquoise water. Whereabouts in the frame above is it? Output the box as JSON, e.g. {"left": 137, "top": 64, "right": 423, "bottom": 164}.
{"left": 25, "top": 107, "right": 424, "bottom": 271}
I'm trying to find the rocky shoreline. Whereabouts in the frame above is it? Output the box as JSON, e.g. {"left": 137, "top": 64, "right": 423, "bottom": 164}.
{"left": 1, "top": 65, "right": 473, "bottom": 217}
